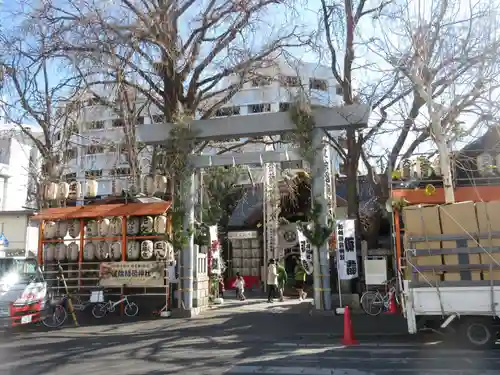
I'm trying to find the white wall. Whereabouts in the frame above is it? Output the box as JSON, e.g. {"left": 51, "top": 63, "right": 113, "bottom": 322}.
{"left": 0, "top": 214, "right": 28, "bottom": 252}
{"left": 4, "top": 138, "right": 33, "bottom": 211}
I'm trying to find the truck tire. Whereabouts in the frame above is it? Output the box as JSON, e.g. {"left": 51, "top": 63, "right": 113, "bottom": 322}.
{"left": 458, "top": 317, "right": 496, "bottom": 348}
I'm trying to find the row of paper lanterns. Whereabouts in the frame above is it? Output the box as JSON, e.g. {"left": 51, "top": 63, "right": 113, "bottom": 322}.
{"left": 44, "top": 240, "right": 174, "bottom": 262}
{"left": 44, "top": 215, "right": 167, "bottom": 239}
{"left": 42, "top": 174, "right": 170, "bottom": 201}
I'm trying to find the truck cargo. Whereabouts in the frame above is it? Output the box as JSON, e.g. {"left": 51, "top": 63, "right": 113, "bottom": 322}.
{"left": 401, "top": 200, "right": 500, "bottom": 347}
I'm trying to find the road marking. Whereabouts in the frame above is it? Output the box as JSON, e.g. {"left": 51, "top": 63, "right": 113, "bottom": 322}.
{"left": 227, "top": 366, "right": 335, "bottom": 374}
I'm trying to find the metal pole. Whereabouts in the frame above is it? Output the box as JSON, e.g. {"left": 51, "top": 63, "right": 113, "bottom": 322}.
{"left": 182, "top": 169, "right": 196, "bottom": 311}
{"left": 310, "top": 128, "right": 332, "bottom": 310}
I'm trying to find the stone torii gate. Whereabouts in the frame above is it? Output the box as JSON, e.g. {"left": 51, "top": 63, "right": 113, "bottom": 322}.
{"left": 137, "top": 105, "right": 370, "bottom": 313}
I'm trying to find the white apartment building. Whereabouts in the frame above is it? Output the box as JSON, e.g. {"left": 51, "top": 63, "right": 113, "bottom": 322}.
{"left": 59, "top": 58, "right": 344, "bottom": 196}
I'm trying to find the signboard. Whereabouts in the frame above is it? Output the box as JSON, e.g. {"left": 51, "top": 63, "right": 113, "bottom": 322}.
{"left": 227, "top": 231, "right": 259, "bottom": 239}
{"left": 336, "top": 219, "right": 358, "bottom": 280}
{"left": 99, "top": 261, "right": 167, "bottom": 287}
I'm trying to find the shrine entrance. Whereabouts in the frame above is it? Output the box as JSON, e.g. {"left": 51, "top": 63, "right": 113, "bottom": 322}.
{"left": 137, "top": 105, "right": 370, "bottom": 313}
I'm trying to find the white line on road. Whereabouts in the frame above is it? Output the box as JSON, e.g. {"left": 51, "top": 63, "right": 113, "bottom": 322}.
{"left": 226, "top": 366, "right": 500, "bottom": 375}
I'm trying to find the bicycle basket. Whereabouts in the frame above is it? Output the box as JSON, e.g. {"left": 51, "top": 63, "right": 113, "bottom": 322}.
{"left": 90, "top": 291, "right": 104, "bottom": 303}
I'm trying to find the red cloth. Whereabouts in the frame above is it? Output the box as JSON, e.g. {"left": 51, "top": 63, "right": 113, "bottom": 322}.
{"left": 226, "top": 276, "right": 260, "bottom": 290}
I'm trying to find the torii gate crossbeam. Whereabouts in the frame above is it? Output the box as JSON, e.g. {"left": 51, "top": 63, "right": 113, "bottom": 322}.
{"left": 138, "top": 104, "right": 370, "bottom": 315}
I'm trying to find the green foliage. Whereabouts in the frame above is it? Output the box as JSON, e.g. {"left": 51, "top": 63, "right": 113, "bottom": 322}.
{"left": 296, "top": 199, "right": 335, "bottom": 247}
{"left": 288, "top": 99, "right": 316, "bottom": 164}
{"left": 166, "top": 207, "right": 193, "bottom": 251}
{"left": 198, "top": 166, "right": 245, "bottom": 226}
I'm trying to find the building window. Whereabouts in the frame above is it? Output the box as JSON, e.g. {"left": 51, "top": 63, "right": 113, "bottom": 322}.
{"left": 136, "top": 116, "right": 145, "bottom": 125}
{"left": 310, "top": 78, "right": 327, "bottom": 91}
{"left": 112, "top": 118, "right": 124, "bottom": 127}
{"left": 54, "top": 132, "right": 61, "bottom": 141}
{"left": 87, "top": 120, "right": 105, "bottom": 130}
{"left": 336, "top": 86, "right": 343, "bottom": 95}
{"left": 152, "top": 115, "right": 165, "bottom": 123}
{"left": 86, "top": 98, "right": 100, "bottom": 106}
{"left": 249, "top": 103, "right": 271, "bottom": 113}
{"left": 110, "top": 167, "right": 131, "bottom": 177}
{"left": 64, "top": 148, "right": 77, "bottom": 159}
{"left": 282, "top": 75, "right": 300, "bottom": 87}
{"left": 86, "top": 145, "right": 105, "bottom": 154}
{"left": 251, "top": 76, "right": 271, "bottom": 87}
{"left": 279, "top": 103, "right": 291, "bottom": 112}
{"left": 85, "top": 169, "right": 103, "bottom": 178}
{"left": 215, "top": 106, "right": 241, "bottom": 117}
{"left": 63, "top": 172, "right": 77, "bottom": 181}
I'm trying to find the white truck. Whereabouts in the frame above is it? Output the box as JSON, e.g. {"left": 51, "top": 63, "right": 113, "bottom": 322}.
{"left": 401, "top": 202, "right": 500, "bottom": 348}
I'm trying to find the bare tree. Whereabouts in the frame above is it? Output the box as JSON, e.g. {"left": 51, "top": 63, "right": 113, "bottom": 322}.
{"left": 0, "top": 17, "right": 84, "bottom": 208}
{"left": 371, "top": 0, "right": 500, "bottom": 202}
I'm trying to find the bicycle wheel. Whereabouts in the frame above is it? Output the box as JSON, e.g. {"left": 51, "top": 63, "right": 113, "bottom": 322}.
{"left": 42, "top": 305, "right": 68, "bottom": 328}
{"left": 361, "top": 291, "right": 384, "bottom": 316}
{"left": 124, "top": 302, "right": 139, "bottom": 317}
{"left": 91, "top": 303, "right": 108, "bottom": 319}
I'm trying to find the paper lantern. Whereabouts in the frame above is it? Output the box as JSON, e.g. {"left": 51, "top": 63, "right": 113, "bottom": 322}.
{"left": 55, "top": 243, "right": 67, "bottom": 261}
{"left": 154, "top": 215, "right": 167, "bottom": 234}
{"left": 43, "top": 182, "right": 58, "bottom": 201}
{"left": 127, "top": 240, "right": 140, "bottom": 260}
{"left": 140, "top": 240, "right": 154, "bottom": 260}
{"left": 58, "top": 182, "right": 70, "bottom": 199}
{"left": 154, "top": 241, "right": 174, "bottom": 261}
{"left": 477, "top": 153, "right": 494, "bottom": 176}
{"left": 110, "top": 241, "right": 122, "bottom": 260}
{"left": 109, "top": 217, "right": 122, "bottom": 236}
{"left": 68, "top": 220, "right": 80, "bottom": 238}
{"left": 83, "top": 242, "right": 96, "bottom": 261}
{"left": 68, "top": 181, "right": 82, "bottom": 200}
{"left": 86, "top": 220, "right": 98, "bottom": 237}
{"left": 140, "top": 216, "right": 154, "bottom": 233}
{"left": 45, "top": 244, "right": 56, "bottom": 262}
{"left": 111, "top": 179, "right": 122, "bottom": 196}
{"left": 96, "top": 241, "right": 109, "bottom": 260}
{"left": 154, "top": 175, "right": 167, "bottom": 194}
{"left": 86, "top": 179, "right": 98, "bottom": 197}
{"left": 67, "top": 242, "right": 79, "bottom": 261}
{"left": 56, "top": 221, "right": 68, "bottom": 238}
{"left": 143, "top": 175, "right": 155, "bottom": 196}
{"left": 126, "top": 217, "right": 140, "bottom": 235}
{"left": 44, "top": 221, "right": 57, "bottom": 239}
{"left": 98, "top": 218, "right": 110, "bottom": 237}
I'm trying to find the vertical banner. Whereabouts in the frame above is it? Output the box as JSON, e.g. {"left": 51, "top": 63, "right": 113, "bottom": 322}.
{"left": 336, "top": 219, "right": 358, "bottom": 280}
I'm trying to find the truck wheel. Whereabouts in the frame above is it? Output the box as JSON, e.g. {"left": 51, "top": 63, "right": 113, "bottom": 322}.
{"left": 459, "top": 318, "right": 496, "bottom": 348}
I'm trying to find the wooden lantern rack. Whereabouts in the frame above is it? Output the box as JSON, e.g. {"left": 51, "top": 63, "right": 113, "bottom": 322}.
{"left": 32, "top": 201, "right": 172, "bottom": 299}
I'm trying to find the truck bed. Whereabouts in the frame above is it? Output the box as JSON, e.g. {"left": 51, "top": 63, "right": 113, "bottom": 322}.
{"left": 409, "top": 285, "right": 499, "bottom": 316}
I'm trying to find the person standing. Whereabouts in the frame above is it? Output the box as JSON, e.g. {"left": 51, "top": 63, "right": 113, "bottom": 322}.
{"left": 277, "top": 262, "right": 287, "bottom": 302}
{"left": 294, "top": 257, "right": 307, "bottom": 301}
{"left": 267, "top": 259, "right": 278, "bottom": 303}
{"left": 233, "top": 272, "right": 246, "bottom": 301}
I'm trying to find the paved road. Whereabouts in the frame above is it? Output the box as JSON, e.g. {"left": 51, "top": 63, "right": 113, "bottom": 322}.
{"left": 0, "top": 299, "right": 498, "bottom": 375}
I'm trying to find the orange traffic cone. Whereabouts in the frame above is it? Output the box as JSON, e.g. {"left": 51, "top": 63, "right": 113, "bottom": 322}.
{"left": 384, "top": 291, "right": 398, "bottom": 315}
{"left": 341, "top": 306, "right": 358, "bottom": 345}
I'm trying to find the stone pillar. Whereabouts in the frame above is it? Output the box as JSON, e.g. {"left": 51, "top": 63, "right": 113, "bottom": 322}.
{"left": 310, "top": 128, "right": 332, "bottom": 310}
{"left": 182, "top": 169, "right": 196, "bottom": 311}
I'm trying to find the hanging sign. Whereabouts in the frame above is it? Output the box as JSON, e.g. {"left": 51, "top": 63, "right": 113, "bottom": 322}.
{"left": 336, "top": 219, "right": 358, "bottom": 280}
{"left": 99, "top": 261, "right": 166, "bottom": 287}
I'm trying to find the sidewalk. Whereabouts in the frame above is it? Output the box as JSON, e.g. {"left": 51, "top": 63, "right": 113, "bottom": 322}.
{"left": 202, "top": 296, "right": 411, "bottom": 341}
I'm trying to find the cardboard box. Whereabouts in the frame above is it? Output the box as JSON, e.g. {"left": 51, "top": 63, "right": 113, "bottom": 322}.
{"left": 476, "top": 201, "right": 500, "bottom": 280}
{"left": 403, "top": 205, "right": 443, "bottom": 281}
{"left": 439, "top": 202, "right": 481, "bottom": 280}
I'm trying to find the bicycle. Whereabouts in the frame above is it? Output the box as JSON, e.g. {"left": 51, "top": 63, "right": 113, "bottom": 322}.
{"left": 91, "top": 295, "right": 139, "bottom": 318}
{"left": 41, "top": 294, "right": 69, "bottom": 328}
{"left": 360, "top": 277, "right": 400, "bottom": 316}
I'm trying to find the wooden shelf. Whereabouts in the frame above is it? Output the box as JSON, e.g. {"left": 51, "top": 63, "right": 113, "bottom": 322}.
{"left": 42, "top": 234, "right": 166, "bottom": 244}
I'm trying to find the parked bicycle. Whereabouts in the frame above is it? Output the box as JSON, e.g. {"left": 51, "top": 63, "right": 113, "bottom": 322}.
{"left": 91, "top": 295, "right": 139, "bottom": 318}
{"left": 360, "top": 277, "right": 400, "bottom": 316}
{"left": 41, "top": 293, "right": 93, "bottom": 328}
